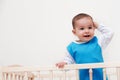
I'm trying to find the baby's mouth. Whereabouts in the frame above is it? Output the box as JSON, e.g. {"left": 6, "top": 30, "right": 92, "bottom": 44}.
{"left": 84, "top": 35, "right": 90, "bottom": 37}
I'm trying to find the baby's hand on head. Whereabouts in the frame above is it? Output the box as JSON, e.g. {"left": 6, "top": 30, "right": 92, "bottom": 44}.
{"left": 93, "top": 22, "right": 99, "bottom": 29}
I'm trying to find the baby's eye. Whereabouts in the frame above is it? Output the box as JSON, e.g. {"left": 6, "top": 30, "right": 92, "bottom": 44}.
{"left": 80, "top": 28, "right": 84, "bottom": 30}
{"left": 88, "top": 27, "right": 92, "bottom": 29}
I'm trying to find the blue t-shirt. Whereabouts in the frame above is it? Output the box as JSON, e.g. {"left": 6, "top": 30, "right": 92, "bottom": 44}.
{"left": 67, "top": 36, "right": 107, "bottom": 80}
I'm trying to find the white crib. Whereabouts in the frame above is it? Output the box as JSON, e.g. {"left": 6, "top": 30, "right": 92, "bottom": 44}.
{"left": 0, "top": 62, "right": 120, "bottom": 80}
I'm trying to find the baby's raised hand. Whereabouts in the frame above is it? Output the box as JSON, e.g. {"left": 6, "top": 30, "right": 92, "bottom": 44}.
{"left": 93, "top": 22, "right": 99, "bottom": 29}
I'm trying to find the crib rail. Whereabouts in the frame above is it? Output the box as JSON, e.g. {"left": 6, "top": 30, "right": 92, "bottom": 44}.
{"left": 0, "top": 62, "right": 120, "bottom": 80}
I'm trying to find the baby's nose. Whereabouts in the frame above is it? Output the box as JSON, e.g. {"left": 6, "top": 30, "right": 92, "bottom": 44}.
{"left": 85, "top": 29, "right": 89, "bottom": 32}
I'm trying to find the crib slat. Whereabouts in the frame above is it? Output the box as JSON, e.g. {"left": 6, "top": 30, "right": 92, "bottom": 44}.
{"left": 2, "top": 73, "right": 5, "bottom": 80}
{"left": 37, "top": 71, "right": 40, "bottom": 80}
{"left": 75, "top": 70, "right": 79, "bottom": 80}
{"left": 8, "top": 73, "right": 10, "bottom": 80}
{"left": 0, "top": 70, "right": 3, "bottom": 80}
{"left": 15, "top": 74, "right": 18, "bottom": 80}
{"left": 4, "top": 73, "right": 7, "bottom": 80}
{"left": 10, "top": 73, "right": 13, "bottom": 80}
{"left": 103, "top": 68, "right": 106, "bottom": 80}
{"left": 117, "top": 67, "right": 120, "bottom": 80}
{"left": 50, "top": 70, "right": 53, "bottom": 80}
{"left": 89, "top": 68, "right": 93, "bottom": 80}
{"left": 24, "top": 72, "right": 28, "bottom": 80}
{"left": 11, "top": 73, "right": 15, "bottom": 80}
{"left": 63, "top": 70, "right": 66, "bottom": 80}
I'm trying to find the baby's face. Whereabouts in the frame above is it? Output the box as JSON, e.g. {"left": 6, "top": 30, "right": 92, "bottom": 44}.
{"left": 72, "top": 17, "right": 95, "bottom": 42}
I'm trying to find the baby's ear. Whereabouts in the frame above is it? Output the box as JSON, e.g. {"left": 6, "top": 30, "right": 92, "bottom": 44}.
{"left": 93, "top": 22, "right": 98, "bottom": 29}
{"left": 72, "top": 29, "right": 76, "bottom": 34}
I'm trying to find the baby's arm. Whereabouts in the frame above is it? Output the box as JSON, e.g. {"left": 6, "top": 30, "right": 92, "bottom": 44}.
{"left": 56, "top": 62, "right": 67, "bottom": 68}
{"left": 96, "top": 23, "right": 114, "bottom": 49}
{"left": 56, "top": 50, "right": 75, "bottom": 68}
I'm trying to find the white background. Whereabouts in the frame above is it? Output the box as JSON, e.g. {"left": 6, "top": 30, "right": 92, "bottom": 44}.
{"left": 0, "top": 0, "right": 119, "bottom": 66}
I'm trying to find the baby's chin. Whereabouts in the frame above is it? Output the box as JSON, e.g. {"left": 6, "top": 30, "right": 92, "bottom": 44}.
{"left": 82, "top": 37, "right": 93, "bottom": 42}
{"left": 78, "top": 39, "right": 90, "bottom": 42}
{"left": 78, "top": 36, "right": 94, "bottom": 42}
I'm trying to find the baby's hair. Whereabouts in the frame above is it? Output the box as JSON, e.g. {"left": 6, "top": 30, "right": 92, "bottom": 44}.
{"left": 72, "top": 13, "right": 93, "bottom": 29}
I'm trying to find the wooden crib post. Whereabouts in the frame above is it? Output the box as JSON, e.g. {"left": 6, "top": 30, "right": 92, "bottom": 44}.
{"left": 63, "top": 70, "right": 66, "bottom": 80}
{"left": 89, "top": 68, "right": 93, "bottom": 80}
{"left": 12, "top": 73, "right": 15, "bottom": 80}
{"left": 103, "top": 68, "right": 106, "bottom": 80}
{"left": 37, "top": 71, "right": 40, "bottom": 80}
{"left": 75, "top": 69, "right": 79, "bottom": 80}
{"left": 0, "top": 73, "right": 2, "bottom": 80}
{"left": 50, "top": 70, "right": 53, "bottom": 80}
{"left": 24, "top": 72, "right": 29, "bottom": 80}
{"left": 117, "top": 67, "right": 120, "bottom": 80}
{"left": 0, "top": 67, "right": 3, "bottom": 80}
{"left": 10, "top": 73, "right": 13, "bottom": 80}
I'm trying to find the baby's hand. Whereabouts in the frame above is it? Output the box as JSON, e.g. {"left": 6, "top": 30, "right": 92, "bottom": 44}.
{"left": 93, "top": 22, "right": 99, "bottom": 29}
{"left": 56, "top": 62, "right": 67, "bottom": 68}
